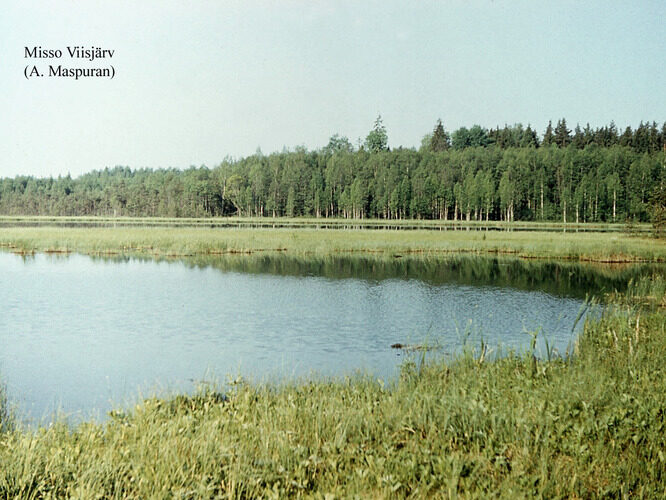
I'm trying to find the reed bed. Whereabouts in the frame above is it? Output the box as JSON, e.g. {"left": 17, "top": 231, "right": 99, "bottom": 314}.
{"left": 0, "top": 276, "right": 665, "bottom": 497}
{"left": 1, "top": 224, "right": 664, "bottom": 262}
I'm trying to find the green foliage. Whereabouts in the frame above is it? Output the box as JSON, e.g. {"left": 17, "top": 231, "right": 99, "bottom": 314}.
{"left": 429, "top": 119, "right": 450, "bottom": 152}
{"left": 554, "top": 118, "right": 572, "bottom": 147}
{"left": 451, "top": 125, "right": 490, "bottom": 149}
{"left": 1, "top": 121, "right": 665, "bottom": 223}
{"left": 542, "top": 120, "right": 554, "bottom": 146}
{"left": 323, "top": 134, "right": 353, "bottom": 155}
{"left": 364, "top": 114, "right": 389, "bottom": 153}
{"left": 651, "top": 174, "right": 666, "bottom": 238}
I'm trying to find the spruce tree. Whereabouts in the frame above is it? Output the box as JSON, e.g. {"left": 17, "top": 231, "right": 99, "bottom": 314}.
{"left": 521, "top": 125, "right": 539, "bottom": 148}
{"left": 554, "top": 118, "right": 571, "bottom": 147}
{"left": 583, "top": 123, "right": 595, "bottom": 145}
{"left": 429, "top": 119, "right": 450, "bottom": 152}
{"left": 542, "top": 121, "right": 554, "bottom": 146}
{"left": 572, "top": 124, "right": 586, "bottom": 149}
{"left": 620, "top": 126, "right": 633, "bottom": 147}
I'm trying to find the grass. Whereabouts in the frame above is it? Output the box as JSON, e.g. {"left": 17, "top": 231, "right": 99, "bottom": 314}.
{"left": 1, "top": 222, "right": 665, "bottom": 262}
{"left": 0, "top": 275, "right": 664, "bottom": 497}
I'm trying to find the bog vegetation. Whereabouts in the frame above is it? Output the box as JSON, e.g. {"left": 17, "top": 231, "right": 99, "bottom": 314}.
{"left": 1, "top": 118, "right": 665, "bottom": 226}
{"left": 1, "top": 225, "right": 665, "bottom": 263}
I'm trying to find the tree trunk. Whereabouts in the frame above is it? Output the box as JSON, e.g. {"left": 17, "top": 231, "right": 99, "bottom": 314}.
{"left": 541, "top": 182, "right": 544, "bottom": 220}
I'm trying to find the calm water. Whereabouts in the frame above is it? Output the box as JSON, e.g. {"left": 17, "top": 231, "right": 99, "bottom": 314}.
{"left": 0, "top": 252, "right": 655, "bottom": 423}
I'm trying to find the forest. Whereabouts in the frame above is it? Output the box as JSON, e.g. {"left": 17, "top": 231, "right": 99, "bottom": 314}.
{"left": 1, "top": 118, "right": 665, "bottom": 223}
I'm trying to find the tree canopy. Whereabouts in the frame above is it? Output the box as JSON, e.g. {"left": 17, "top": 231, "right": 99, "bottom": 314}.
{"left": 364, "top": 115, "right": 388, "bottom": 153}
{"left": 1, "top": 118, "right": 665, "bottom": 224}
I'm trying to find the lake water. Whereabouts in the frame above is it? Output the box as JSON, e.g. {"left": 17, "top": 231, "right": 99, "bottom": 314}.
{"left": 0, "top": 252, "right": 656, "bottom": 423}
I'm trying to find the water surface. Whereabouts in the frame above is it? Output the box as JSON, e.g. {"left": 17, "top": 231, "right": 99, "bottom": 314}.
{"left": 0, "top": 252, "right": 657, "bottom": 423}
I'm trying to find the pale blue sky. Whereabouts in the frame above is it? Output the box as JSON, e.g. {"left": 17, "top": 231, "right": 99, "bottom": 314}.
{"left": 1, "top": 0, "right": 664, "bottom": 177}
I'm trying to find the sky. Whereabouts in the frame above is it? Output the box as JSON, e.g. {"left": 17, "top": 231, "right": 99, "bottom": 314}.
{"left": 1, "top": 0, "right": 664, "bottom": 178}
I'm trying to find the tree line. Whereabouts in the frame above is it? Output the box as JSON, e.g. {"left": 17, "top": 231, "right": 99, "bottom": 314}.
{"left": 1, "top": 118, "right": 664, "bottom": 223}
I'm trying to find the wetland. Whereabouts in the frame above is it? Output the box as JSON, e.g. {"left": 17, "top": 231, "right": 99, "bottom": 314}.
{"left": 1, "top": 250, "right": 661, "bottom": 422}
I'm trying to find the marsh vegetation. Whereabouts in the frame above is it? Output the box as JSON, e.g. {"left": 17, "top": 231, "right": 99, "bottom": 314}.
{"left": 0, "top": 224, "right": 664, "bottom": 497}
{"left": 1, "top": 223, "right": 665, "bottom": 262}
{"left": 0, "top": 274, "right": 664, "bottom": 497}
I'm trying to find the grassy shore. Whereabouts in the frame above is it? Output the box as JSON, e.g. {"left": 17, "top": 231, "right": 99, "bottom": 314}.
{"left": 0, "top": 222, "right": 664, "bottom": 262}
{"left": 1, "top": 220, "right": 665, "bottom": 496}
{"left": 0, "top": 276, "right": 664, "bottom": 497}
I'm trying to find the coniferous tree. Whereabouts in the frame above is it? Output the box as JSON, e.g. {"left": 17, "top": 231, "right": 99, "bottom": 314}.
{"left": 542, "top": 121, "right": 554, "bottom": 146}
{"left": 619, "top": 126, "right": 633, "bottom": 148}
{"left": 521, "top": 125, "right": 539, "bottom": 148}
{"left": 554, "top": 118, "right": 571, "bottom": 147}
{"left": 572, "top": 124, "right": 586, "bottom": 149}
{"left": 429, "top": 119, "right": 450, "bottom": 152}
{"left": 648, "top": 121, "right": 660, "bottom": 153}
{"left": 633, "top": 122, "right": 650, "bottom": 153}
{"left": 608, "top": 121, "right": 619, "bottom": 146}
{"left": 581, "top": 123, "right": 594, "bottom": 146}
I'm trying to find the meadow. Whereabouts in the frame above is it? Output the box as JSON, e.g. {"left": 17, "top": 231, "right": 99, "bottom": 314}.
{"left": 0, "top": 219, "right": 665, "bottom": 497}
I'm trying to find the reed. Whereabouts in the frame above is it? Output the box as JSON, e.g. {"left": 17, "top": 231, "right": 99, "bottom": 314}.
{"left": 1, "top": 224, "right": 665, "bottom": 262}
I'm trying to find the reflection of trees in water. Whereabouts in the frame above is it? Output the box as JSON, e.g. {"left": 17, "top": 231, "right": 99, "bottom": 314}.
{"left": 90, "top": 253, "right": 664, "bottom": 299}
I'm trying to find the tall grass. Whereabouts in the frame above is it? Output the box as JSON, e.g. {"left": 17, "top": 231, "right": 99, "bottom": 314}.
{"left": 1, "top": 225, "right": 665, "bottom": 262}
{"left": 0, "top": 382, "right": 10, "bottom": 434}
{"left": 0, "top": 276, "right": 664, "bottom": 497}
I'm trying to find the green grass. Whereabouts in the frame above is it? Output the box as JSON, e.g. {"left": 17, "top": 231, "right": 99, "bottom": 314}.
{"left": 1, "top": 276, "right": 665, "bottom": 497}
{"left": 1, "top": 223, "right": 665, "bottom": 262}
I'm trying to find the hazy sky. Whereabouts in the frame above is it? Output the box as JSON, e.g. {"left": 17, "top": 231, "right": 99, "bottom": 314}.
{"left": 1, "top": 0, "right": 664, "bottom": 178}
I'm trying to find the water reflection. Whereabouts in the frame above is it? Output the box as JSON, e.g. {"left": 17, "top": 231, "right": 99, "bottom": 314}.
{"left": 93, "top": 252, "right": 663, "bottom": 299}
{"left": 0, "top": 251, "right": 662, "bottom": 423}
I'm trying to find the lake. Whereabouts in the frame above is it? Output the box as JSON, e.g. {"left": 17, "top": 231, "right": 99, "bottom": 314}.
{"left": 0, "top": 252, "right": 657, "bottom": 423}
